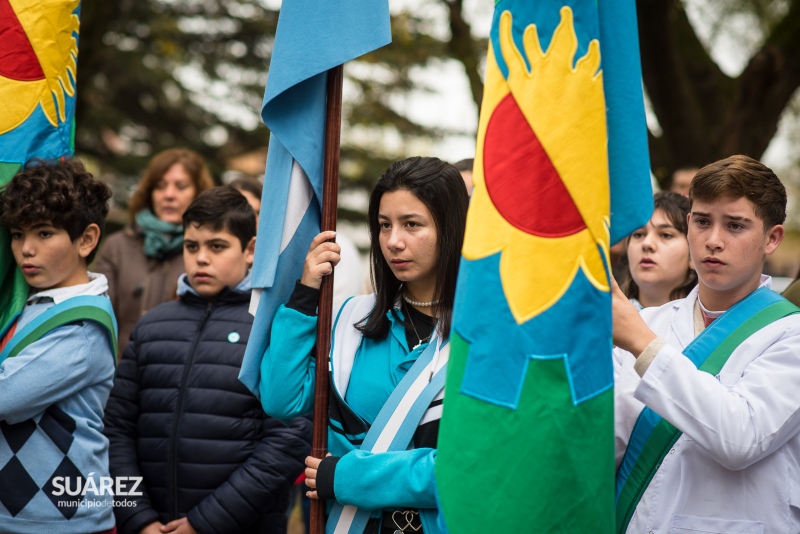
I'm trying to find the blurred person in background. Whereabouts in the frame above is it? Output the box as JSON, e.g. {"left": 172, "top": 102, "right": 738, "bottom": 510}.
{"left": 781, "top": 265, "right": 800, "bottom": 307}
{"left": 453, "top": 157, "right": 474, "bottom": 195}
{"left": 669, "top": 167, "right": 698, "bottom": 197}
{"left": 618, "top": 191, "right": 697, "bottom": 309}
{"left": 95, "top": 148, "right": 214, "bottom": 354}
{"left": 230, "top": 176, "right": 263, "bottom": 223}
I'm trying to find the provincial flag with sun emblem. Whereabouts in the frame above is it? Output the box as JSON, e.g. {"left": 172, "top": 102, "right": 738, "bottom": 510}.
{"left": 0, "top": 0, "right": 80, "bottom": 332}
{"left": 436, "top": 0, "right": 652, "bottom": 532}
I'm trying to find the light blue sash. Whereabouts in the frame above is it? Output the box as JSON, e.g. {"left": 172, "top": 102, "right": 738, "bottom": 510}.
{"left": 325, "top": 335, "right": 448, "bottom": 534}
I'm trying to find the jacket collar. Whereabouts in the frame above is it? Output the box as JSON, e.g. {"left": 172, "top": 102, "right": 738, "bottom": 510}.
{"left": 176, "top": 271, "right": 252, "bottom": 305}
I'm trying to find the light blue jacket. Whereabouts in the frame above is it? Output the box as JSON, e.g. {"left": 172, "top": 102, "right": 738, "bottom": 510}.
{"left": 259, "top": 302, "right": 441, "bottom": 533}
{"left": 0, "top": 275, "right": 116, "bottom": 533}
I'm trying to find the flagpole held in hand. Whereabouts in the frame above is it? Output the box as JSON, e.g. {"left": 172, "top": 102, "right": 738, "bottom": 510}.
{"left": 310, "top": 64, "right": 343, "bottom": 534}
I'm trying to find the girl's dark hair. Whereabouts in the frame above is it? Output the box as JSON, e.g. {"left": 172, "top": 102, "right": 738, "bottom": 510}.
{"left": 0, "top": 158, "right": 111, "bottom": 264}
{"left": 356, "top": 157, "right": 469, "bottom": 340}
{"left": 128, "top": 148, "right": 214, "bottom": 219}
{"left": 619, "top": 191, "right": 697, "bottom": 302}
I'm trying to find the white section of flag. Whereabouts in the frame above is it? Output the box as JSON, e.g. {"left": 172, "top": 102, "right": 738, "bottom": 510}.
{"left": 281, "top": 161, "right": 314, "bottom": 254}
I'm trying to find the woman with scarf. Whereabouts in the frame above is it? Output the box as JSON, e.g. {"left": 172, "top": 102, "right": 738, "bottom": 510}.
{"left": 95, "top": 148, "right": 213, "bottom": 354}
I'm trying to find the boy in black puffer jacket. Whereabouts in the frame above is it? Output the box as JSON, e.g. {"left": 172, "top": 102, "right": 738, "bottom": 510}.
{"left": 104, "top": 186, "right": 311, "bottom": 534}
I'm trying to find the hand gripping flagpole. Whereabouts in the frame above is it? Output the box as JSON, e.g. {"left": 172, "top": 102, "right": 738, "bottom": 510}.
{"left": 311, "top": 64, "right": 343, "bottom": 534}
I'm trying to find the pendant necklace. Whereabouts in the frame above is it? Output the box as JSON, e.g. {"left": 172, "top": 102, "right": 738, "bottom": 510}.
{"left": 404, "top": 301, "right": 431, "bottom": 350}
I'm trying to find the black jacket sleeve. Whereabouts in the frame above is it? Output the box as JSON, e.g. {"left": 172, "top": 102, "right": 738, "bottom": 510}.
{"left": 186, "top": 416, "right": 312, "bottom": 533}
{"left": 102, "top": 331, "right": 162, "bottom": 534}
{"left": 286, "top": 280, "right": 320, "bottom": 316}
{"left": 315, "top": 456, "right": 340, "bottom": 501}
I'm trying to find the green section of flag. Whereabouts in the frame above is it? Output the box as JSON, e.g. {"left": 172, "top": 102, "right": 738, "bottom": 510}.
{"left": 0, "top": 162, "right": 27, "bottom": 334}
{"left": 437, "top": 332, "right": 614, "bottom": 532}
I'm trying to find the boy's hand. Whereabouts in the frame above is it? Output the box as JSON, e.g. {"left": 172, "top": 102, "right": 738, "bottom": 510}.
{"left": 139, "top": 523, "right": 165, "bottom": 534}
{"left": 304, "top": 453, "right": 332, "bottom": 500}
{"left": 611, "top": 277, "right": 657, "bottom": 357}
{"left": 161, "top": 517, "right": 197, "bottom": 534}
{"left": 301, "top": 231, "right": 341, "bottom": 290}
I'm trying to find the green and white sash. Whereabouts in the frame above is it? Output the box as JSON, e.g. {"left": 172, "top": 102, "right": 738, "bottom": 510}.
{"left": 615, "top": 287, "right": 800, "bottom": 533}
{"left": 0, "top": 295, "right": 118, "bottom": 365}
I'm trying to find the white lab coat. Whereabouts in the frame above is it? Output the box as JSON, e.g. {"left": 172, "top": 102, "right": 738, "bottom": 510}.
{"left": 615, "top": 277, "right": 800, "bottom": 533}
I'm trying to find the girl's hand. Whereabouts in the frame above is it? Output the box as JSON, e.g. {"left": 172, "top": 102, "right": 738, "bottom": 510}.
{"left": 304, "top": 453, "right": 332, "bottom": 500}
{"left": 300, "top": 231, "right": 341, "bottom": 290}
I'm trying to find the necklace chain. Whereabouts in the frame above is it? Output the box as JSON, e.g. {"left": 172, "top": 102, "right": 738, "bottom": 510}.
{"left": 402, "top": 293, "right": 440, "bottom": 308}
{"left": 404, "top": 301, "right": 431, "bottom": 349}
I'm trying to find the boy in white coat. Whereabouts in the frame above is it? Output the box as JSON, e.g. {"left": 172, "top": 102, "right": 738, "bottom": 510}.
{"left": 613, "top": 155, "right": 800, "bottom": 533}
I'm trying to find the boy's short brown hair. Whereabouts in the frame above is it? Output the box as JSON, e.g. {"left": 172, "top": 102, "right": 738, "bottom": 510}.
{"left": 690, "top": 155, "right": 786, "bottom": 229}
{"left": 0, "top": 158, "right": 112, "bottom": 263}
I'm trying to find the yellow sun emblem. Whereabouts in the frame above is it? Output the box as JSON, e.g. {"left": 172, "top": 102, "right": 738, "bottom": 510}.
{"left": 0, "top": 0, "right": 80, "bottom": 134}
{"left": 467, "top": 7, "right": 610, "bottom": 324}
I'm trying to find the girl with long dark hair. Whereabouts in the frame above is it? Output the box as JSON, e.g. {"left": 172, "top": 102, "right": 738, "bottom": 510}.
{"left": 259, "top": 157, "right": 468, "bottom": 534}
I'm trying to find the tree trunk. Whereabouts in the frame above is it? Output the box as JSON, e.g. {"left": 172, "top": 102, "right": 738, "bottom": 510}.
{"left": 442, "top": 0, "right": 484, "bottom": 110}
{"left": 637, "top": 0, "right": 800, "bottom": 189}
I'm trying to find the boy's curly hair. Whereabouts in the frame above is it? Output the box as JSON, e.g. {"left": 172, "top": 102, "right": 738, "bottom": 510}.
{"left": 0, "top": 158, "right": 112, "bottom": 263}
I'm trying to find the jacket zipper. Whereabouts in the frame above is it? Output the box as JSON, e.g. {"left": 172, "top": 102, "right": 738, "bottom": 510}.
{"left": 169, "top": 301, "right": 213, "bottom": 518}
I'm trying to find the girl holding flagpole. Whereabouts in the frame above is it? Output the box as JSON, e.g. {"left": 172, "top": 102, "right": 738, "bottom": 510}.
{"left": 259, "top": 156, "right": 468, "bottom": 534}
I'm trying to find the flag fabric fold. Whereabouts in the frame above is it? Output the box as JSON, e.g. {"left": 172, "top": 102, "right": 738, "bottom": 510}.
{"left": 435, "top": 0, "right": 652, "bottom": 531}
{"left": 1, "top": 0, "right": 81, "bottom": 334}
{"left": 239, "top": 0, "right": 390, "bottom": 398}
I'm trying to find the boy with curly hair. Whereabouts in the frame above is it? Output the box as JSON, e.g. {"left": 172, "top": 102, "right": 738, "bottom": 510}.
{"left": 0, "top": 158, "right": 117, "bottom": 533}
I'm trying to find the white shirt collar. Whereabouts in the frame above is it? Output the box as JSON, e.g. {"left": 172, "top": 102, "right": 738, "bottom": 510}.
{"left": 26, "top": 272, "right": 109, "bottom": 305}
{"left": 684, "top": 274, "right": 772, "bottom": 307}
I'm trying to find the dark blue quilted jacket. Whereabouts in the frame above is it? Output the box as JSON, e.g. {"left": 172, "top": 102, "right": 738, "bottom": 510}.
{"left": 103, "top": 274, "right": 311, "bottom": 534}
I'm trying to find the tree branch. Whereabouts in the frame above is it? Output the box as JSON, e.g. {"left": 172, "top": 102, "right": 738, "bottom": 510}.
{"left": 636, "top": 0, "right": 732, "bottom": 172}
{"left": 442, "top": 0, "right": 484, "bottom": 110}
{"left": 720, "top": 0, "right": 800, "bottom": 158}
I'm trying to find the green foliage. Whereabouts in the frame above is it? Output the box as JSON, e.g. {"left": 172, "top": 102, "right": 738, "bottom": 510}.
{"left": 76, "top": 0, "right": 277, "bottom": 179}
{"left": 76, "top": 0, "right": 800, "bottom": 217}
{"left": 75, "top": 1, "right": 466, "bottom": 221}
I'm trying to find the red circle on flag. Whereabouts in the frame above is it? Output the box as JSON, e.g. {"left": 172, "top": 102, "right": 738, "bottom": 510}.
{"left": 0, "top": 0, "right": 46, "bottom": 81}
{"left": 483, "top": 93, "right": 586, "bottom": 238}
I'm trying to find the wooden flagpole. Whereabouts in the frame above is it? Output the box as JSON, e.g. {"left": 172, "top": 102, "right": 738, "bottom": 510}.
{"left": 310, "top": 64, "right": 343, "bottom": 534}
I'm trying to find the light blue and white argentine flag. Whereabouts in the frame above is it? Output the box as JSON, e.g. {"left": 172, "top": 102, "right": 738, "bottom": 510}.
{"left": 239, "top": 0, "right": 391, "bottom": 398}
